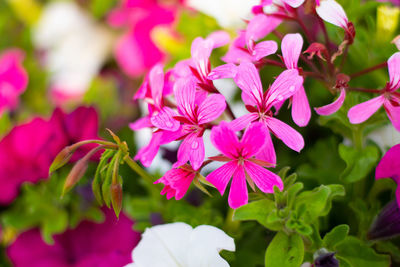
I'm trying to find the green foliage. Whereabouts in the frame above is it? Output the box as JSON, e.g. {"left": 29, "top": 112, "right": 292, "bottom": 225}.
{"left": 339, "top": 144, "right": 380, "bottom": 183}
{"left": 265, "top": 231, "right": 304, "bottom": 267}
{"left": 322, "top": 224, "right": 349, "bottom": 249}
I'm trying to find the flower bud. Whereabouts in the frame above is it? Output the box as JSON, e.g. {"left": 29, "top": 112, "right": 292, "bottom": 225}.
{"left": 314, "top": 249, "right": 339, "bottom": 267}
{"left": 111, "top": 175, "right": 123, "bottom": 219}
{"left": 49, "top": 146, "right": 74, "bottom": 174}
{"left": 368, "top": 200, "right": 400, "bottom": 240}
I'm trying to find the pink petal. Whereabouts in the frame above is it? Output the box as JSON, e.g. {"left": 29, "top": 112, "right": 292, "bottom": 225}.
{"left": 134, "top": 131, "right": 163, "bottom": 167}
{"left": 228, "top": 166, "right": 248, "bottom": 209}
{"left": 129, "top": 116, "right": 152, "bottom": 130}
{"left": 229, "top": 113, "right": 259, "bottom": 132}
{"left": 176, "top": 132, "right": 205, "bottom": 171}
{"left": 241, "top": 122, "right": 269, "bottom": 158}
{"left": 264, "top": 117, "right": 304, "bottom": 152}
{"left": 266, "top": 69, "right": 303, "bottom": 108}
{"left": 316, "top": 0, "right": 348, "bottom": 29}
{"left": 0, "top": 49, "right": 28, "bottom": 92}
{"left": 174, "top": 77, "right": 196, "bottom": 119}
{"left": 348, "top": 95, "right": 385, "bottom": 124}
{"left": 255, "top": 129, "right": 276, "bottom": 164}
{"left": 149, "top": 63, "right": 164, "bottom": 108}
{"left": 388, "top": 52, "right": 400, "bottom": 90}
{"left": 234, "top": 62, "right": 264, "bottom": 106}
{"left": 284, "top": 0, "right": 305, "bottom": 8}
{"left": 244, "top": 161, "right": 283, "bottom": 193}
{"left": 376, "top": 144, "right": 400, "bottom": 182}
{"left": 314, "top": 88, "right": 346, "bottom": 116}
{"left": 292, "top": 85, "right": 311, "bottom": 127}
{"left": 197, "top": 94, "right": 226, "bottom": 124}
{"left": 222, "top": 44, "right": 252, "bottom": 64}
{"left": 246, "top": 14, "right": 281, "bottom": 47}
{"left": 208, "top": 63, "right": 238, "bottom": 80}
{"left": 252, "top": 40, "right": 278, "bottom": 61}
{"left": 206, "top": 31, "right": 230, "bottom": 48}
{"left": 134, "top": 78, "right": 148, "bottom": 100}
{"left": 210, "top": 121, "right": 240, "bottom": 158}
{"left": 206, "top": 161, "right": 238, "bottom": 195}
{"left": 150, "top": 107, "right": 180, "bottom": 131}
{"left": 191, "top": 37, "right": 213, "bottom": 79}
{"left": 281, "top": 33, "right": 303, "bottom": 69}
{"left": 384, "top": 101, "right": 400, "bottom": 132}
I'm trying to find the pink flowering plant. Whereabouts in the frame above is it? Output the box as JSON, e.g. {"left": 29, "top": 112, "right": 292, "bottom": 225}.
{"left": 2, "top": 0, "right": 400, "bottom": 266}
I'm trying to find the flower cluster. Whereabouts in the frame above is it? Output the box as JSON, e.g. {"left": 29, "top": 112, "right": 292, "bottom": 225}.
{"left": 131, "top": 0, "right": 400, "bottom": 209}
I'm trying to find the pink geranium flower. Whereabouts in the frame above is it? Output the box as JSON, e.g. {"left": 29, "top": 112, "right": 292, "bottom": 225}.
{"left": 7, "top": 209, "right": 141, "bottom": 267}
{"left": 376, "top": 144, "right": 400, "bottom": 208}
{"left": 262, "top": 0, "right": 305, "bottom": 8}
{"left": 0, "top": 107, "right": 99, "bottom": 204}
{"left": 281, "top": 33, "right": 311, "bottom": 127}
{"left": 207, "top": 122, "right": 283, "bottom": 209}
{"left": 172, "top": 78, "right": 226, "bottom": 169}
{"left": 348, "top": 52, "right": 400, "bottom": 131}
{"left": 155, "top": 164, "right": 197, "bottom": 200}
{"left": 209, "top": 62, "right": 304, "bottom": 164}
{"left": 0, "top": 49, "right": 28, "bottom": 115}
{"left": 108, "top": 0, "right": 177, "bottom": 77}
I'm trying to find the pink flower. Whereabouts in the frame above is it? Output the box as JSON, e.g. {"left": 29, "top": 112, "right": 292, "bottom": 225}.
{"left": 0, "top": 49, "right": 28, "bottom": 115}
{"left": 222, "top": 18, "right": 278, "bottom": 65}
{"left": 376, "top": 144, "right": 400, "bottom": 208}
{"left": 281, "top": 33, "right": 311, "bottom": 127}
{"left": 130, "top": 64, "right": 179, "bottom": 132}
{"left": 207, "top": 122, "right": 283, "bottom": 209}
{"left": 155, "top": 165, "right": 197, "bottom": 200}
{"left": 348, "top": 52, "right": 400, "bottom": 131}
{"left": 0, "top": 107, "right": 99, "bottom": 204}
{"left": 262, "top": 0, "right": 305, "bottom": 8}
{"left": 314, "top": 88, "right": 346, "bottom": 116}
{"left": 7, "top": 209, "right": 141, "bottom": 267}
{"left": 209, "top": 62, "right": 304, "bottom": 164}
{"left": 173, "top": 78, "right": 226, "bottom": 169}
{"left": 108, "top": 0, "right": 177, "bottom": 77}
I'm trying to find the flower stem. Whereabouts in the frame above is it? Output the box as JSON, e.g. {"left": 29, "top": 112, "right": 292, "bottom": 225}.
{"left": 350, "top": 62, "right": 387, "bottom": 79}
{"left": 123, "top": 154, "right": 154, "bottom": 185}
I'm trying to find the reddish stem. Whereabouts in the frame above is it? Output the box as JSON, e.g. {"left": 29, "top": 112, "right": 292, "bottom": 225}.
{"left": 350, "top": 62, "right": 388, "bottom": 79}
{"left": 347, "top": 87, "right": 383, "bottom": 94}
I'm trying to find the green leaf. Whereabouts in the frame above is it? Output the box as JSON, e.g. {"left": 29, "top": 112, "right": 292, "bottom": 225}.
{"left": 295, "top": 185, "right": 331, "bottom": 222}
{"left": 322, "top": 224, "right": 349, "bottom": 249}
{"left": 265, "top": 231, "right": 304, "bottom": 267}
{"left": 336, "top": 236, "right": 391, "bottom": 267}
{"left": 102, "top": 154, "right": 118, "bottom": 208}
{"left": 233, "top": 199, "right": 276, "bottom": 229}
{"left": 339, "top": 144, "right": 380, "bottom": 183}
{"left": 92, "top": 150, "right": 114, "bottom": 205}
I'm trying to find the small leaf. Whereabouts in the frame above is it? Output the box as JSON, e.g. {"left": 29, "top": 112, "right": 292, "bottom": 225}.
{"left": 233, "top": 199, "right": 275, "bottom": 229}
{"left": 102, "top": 153, "right": 119, "bottom": 208}
{"left": 339, "top": 144, "right": 380, "bottom": 183}
{"left": 92, "top": 150, "right": 115, "bottom": 205}
{"left": 265, "top": 231, "right": 304, "bottom": 267}
{"left": 323, "top": 224, "right": 350, "bottom": 249}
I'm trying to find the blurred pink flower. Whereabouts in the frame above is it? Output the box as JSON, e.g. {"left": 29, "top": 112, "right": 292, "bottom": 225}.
{"left": 108, "top": 0, "right": 177, "bottom": 77}
{"left": 207, "top": 122, "right": 283, "bottom": 209}
{"left": 7, "top": 209, "right": 140, "bottom": 267}
{"left": 348, "top": 52, "right": 400, "bottom": 131}
{"left": 155, "top": 165, "right": 197, "bottom": 200}
{"left": 376, "top": 144, "right": 400, "bottom": 208}
{"left": 0, "top": 49, "right": 28, "bottom": 115}
{"left": 0, "top": 107, "right": 99, "bottom": 205}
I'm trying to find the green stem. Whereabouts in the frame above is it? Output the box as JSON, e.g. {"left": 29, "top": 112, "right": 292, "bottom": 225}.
{"left": 123, "top": 154, "right": 155, "bottom": 185}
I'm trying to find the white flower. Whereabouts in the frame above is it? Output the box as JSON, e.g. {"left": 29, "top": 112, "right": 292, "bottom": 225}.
{"left": 187, "top": 0, "right": 259, "bottom": 29}
{"left": 33, "top": 1, "right": 114, "bottom": 100}
{"left": 125, "top": 222, "right": 235, "bottom": 267}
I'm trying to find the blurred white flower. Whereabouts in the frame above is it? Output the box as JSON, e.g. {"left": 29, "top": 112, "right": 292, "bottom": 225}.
{"left": 33, "top": 1, "right": 114, "bottom": 102}
{"left": 125, "top": 222, "right": 235, "bottom": 267}
{"left": 187, "top": 0, "right": 259, "bottom": 29}
{"left": 368, "top": 124, "right": 400, "bottom": 152}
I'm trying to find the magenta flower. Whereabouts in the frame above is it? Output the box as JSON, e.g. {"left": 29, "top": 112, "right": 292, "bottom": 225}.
{"left": 155, "top": 164, "right": 197, "bottom": 200}
{"left": 314, "top": 88, "right": 346, "bottom": 116}
{"left": 0, "top": 49, "right": 28, "bottom": 115}
{"left": 348, "top": 52, "right": 400, "bottom": 131}
{"left": 7, "top": 209, "right": 141, "bottom": 267}
{"left": 173, "top": 78, "right": 226, "bottom": 169}
{"left": 281, "top": 33, "right": 311, "bottom": 127}
{"left": 0, "top": 107, "right": 99, "bottom": 204}
{"left": 209, "top": 62, "right": 304, "bottom": 164}
{"left": 108, "top": 0, "right": 176, "bottom": 77}
{"left": 262, "top": 0, "right": 305, "bottom": 8}
{"left": 207, "top": 122, "right": 283, "bottom": 209}
{"left": 376, "top": 144, "right": 400, "bottom": 208}
{"left": 130, "top": 64, "right": 179, "bottom": 132}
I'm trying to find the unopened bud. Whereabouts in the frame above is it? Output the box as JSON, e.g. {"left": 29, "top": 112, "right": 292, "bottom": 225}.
{"left": 368, "top": 200, "right": 400, "bottom": 240}
{"left": 49, "top": 146, "right": 74, "bottom": 174}
{"left": 111, "top": 175, "right": 123, "bottom": 218}
{"left": 62, "top": 157, "right": 89, "bottom": 196}
{"left": 314, "top": 249, "right": 339, "bottom": 267}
